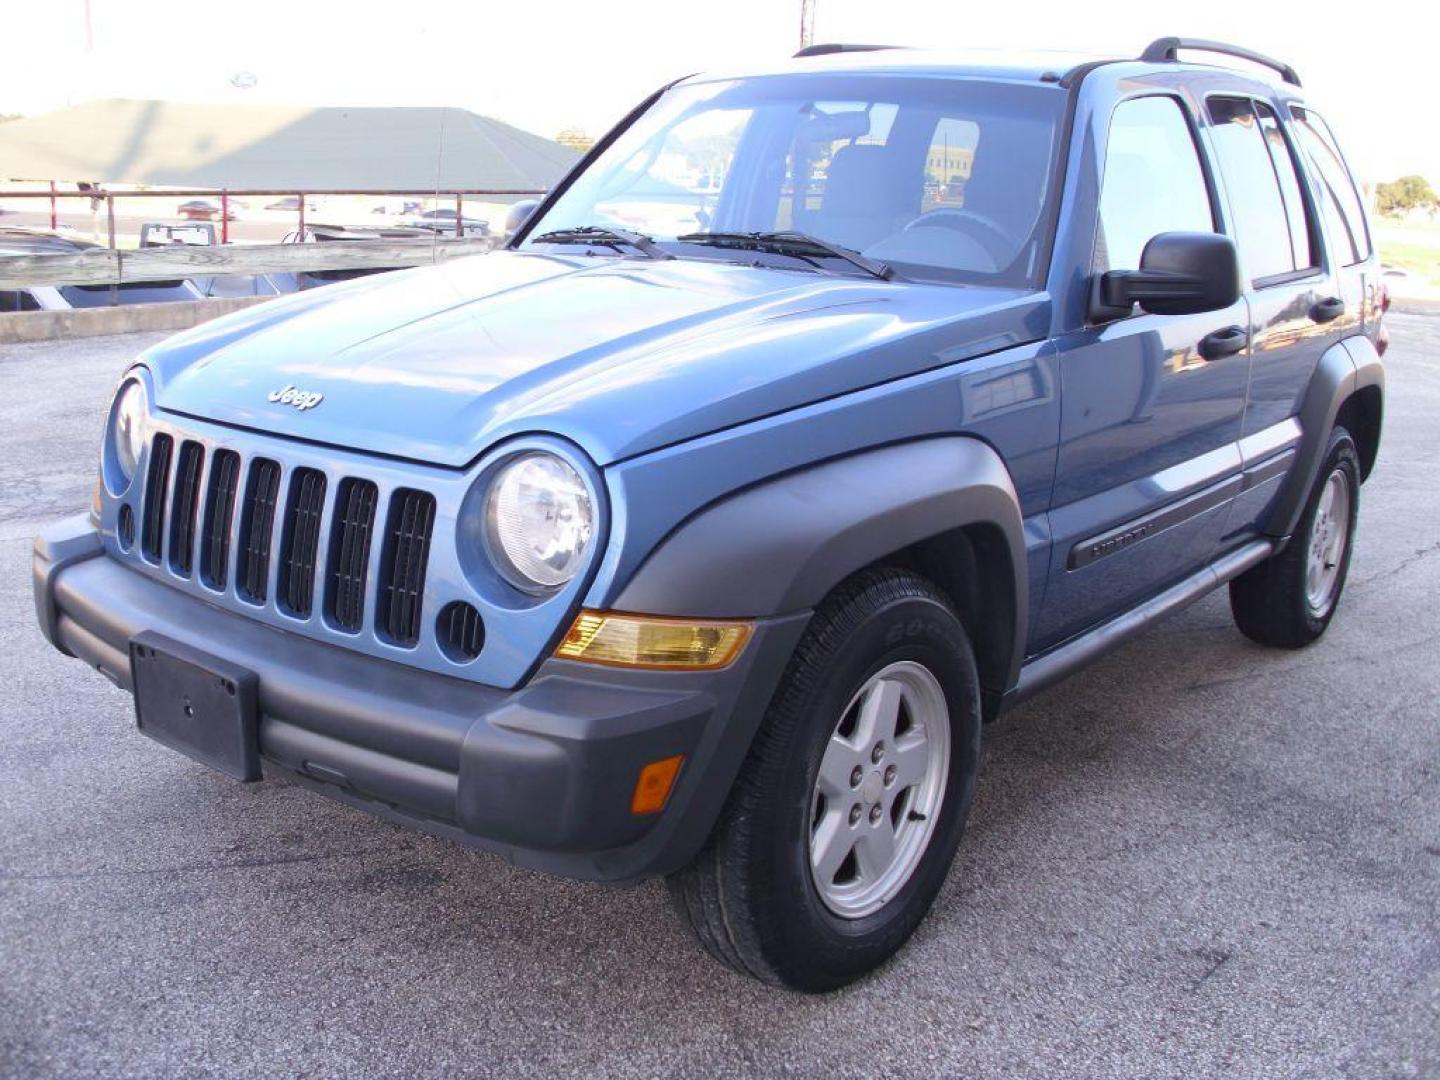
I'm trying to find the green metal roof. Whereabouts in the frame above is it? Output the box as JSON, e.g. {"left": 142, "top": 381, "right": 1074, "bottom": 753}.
{"left": 0, "top": 99, "right": 578, "bottom": 190}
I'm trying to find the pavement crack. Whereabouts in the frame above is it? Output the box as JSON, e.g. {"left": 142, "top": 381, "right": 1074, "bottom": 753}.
{"left": 1, "top": 846, "right": 383, "bottom": 882}
{"left": 1187, "top": 946, "right": 1234, "bottom": 992}
{"left": 1354, "top": 539, "right": 1440, "bottom": 588}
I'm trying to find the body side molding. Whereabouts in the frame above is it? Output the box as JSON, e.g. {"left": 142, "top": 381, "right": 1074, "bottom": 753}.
{"left": 1005, "top": 538, "right": 1274, "bottom": 710}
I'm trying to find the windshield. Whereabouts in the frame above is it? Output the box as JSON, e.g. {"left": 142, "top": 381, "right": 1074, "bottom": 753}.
{"left": 522, "top": 74, "right": 1067, "bottom": 287}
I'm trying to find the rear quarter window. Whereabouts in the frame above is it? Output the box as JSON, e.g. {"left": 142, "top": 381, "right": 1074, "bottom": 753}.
{"left": 1289, "top": 106, "right": 1372, "bottom": 265}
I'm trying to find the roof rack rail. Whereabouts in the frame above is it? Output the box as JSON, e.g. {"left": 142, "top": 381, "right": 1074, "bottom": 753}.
{"left": 793, "top": 43, "right": 899, "bottom": 59}
{"left": 1140, "top": 37, "right": 1301, "bottom": 87}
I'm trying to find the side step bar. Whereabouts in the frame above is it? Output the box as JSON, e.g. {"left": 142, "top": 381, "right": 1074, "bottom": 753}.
{"left": 1003, "top": 538, "right": 1275, "bottom": 711}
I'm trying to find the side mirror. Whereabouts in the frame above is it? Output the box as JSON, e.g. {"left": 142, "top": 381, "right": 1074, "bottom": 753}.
{"left": 504, "top": 199, "right": 542, "bottom": 237}
{"left": 1091, "top": 232, "right": 1240, "bottom": 321}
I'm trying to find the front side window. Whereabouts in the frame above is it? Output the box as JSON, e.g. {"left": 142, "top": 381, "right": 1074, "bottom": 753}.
{"left": 1290, "top": 106, "right": 1372, "bottom": 265}
{"left": 524, "top": 75, "right": 1067, "bottom": 286}
{"left": 1094, "top": 96, "right": 1215, "bottom": 273}
{"left": 1207, "top": 97, "right": 1314, "bottom": 282}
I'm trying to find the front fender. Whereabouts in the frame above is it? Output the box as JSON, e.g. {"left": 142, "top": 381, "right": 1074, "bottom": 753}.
{"left": 614, "top": 437, "right": 1028, "bottom": 684}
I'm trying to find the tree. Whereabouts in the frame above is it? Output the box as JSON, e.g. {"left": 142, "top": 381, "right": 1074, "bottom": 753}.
{"left": 1375, "top": 174, "right": 1439, "bottom": 217}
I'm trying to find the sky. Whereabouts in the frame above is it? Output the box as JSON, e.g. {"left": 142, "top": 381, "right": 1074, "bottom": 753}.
{"left": 2, "top": 0, "right": 1432, "bottom": 184}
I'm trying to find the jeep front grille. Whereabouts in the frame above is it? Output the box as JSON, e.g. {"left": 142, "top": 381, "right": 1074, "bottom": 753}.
{"left": 200, "top": 449, "right": 241, "bottom": 589}
{"left": 140, "top": 433, "right": 173, "bottom": 562}
{"left": 237, "top": 458, "right": 282, "bottom": 603}
{"left": 132, "top": 436, "right": 439, "bottom": 651}
{"left": 278, "top": 467, "right": 327, "bottom": 617}
{"left": 377, "top": 489, "right": 436, "bottom": 646}
{"left": 168, "top": 440, "right": 205, "bottom": 576}
{"left": 326, "top": 479, "right": 379, "bottom": 633}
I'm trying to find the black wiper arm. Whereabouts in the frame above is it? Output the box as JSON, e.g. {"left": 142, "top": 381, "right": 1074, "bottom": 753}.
{"left": 530, "top": 225, "right": 672, "bottom": 260}
{"left": 676, "top": 230, "right": 893, "bottom": 280}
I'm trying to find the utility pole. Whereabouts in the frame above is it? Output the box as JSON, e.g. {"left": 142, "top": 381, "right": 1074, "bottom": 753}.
{"left": 799, "top": 0, "right": 816, "bottom": 50}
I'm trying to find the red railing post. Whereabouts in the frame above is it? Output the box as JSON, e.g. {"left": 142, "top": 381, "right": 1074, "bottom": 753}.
{"left": 49, "top": 181, "right": 58, "bottom": 230}
{"left": 221, "top": 190, "right": 230, "bottom": 244}
{"left": 455, "top": 192, "right": 463, "bottom": 238}
{"left": 106, "top": 193, "right": 118, "bottom": 306}
{"left": 297, "top": 192, "right": 305, "bottom": 237}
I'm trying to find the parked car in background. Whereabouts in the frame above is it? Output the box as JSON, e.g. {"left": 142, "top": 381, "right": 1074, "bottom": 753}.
{"left": 0, "top": 227, "right": 203, "bottom": 311}
{"left": 406, "top": 208, "right": 490, "bottom": 236}
{"left": 177, "top": 198, "right": 247, "bottom": 222}
{"left": 35, "top": 38, "right": 1385, "bottom": 992}
{"left": 264, "top": 196, "right": 319, "bottom": 212}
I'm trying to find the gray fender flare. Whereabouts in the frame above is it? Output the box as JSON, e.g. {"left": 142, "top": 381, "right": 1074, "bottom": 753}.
{"left": 1264, "top": 336, "right": 1384, "bottom": 538}
{"left": 615, "top": 437, "right": 1029, "bottom": 688}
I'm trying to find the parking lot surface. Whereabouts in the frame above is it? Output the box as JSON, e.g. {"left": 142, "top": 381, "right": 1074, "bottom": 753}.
{"left": 2, "top": 316, "right": 1437, "bottom": 1078}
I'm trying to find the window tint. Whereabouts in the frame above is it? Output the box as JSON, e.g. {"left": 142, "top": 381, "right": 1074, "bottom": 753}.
{"left": 1254, "top": 102, "right": 1315, "bottom": 270}
{"left": 1094, "top": 96, "right": 1214, "bottom": 273}
{"left": 1290, "top": 106, "right": 1372, "bottom": 265}
{"left": 1207, "top": 97, "right": 1304, "bottom": 281}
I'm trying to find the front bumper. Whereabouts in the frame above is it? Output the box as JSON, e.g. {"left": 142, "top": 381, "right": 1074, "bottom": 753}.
{"left": 34, "top": 515, "right": 807, "bottom": 882}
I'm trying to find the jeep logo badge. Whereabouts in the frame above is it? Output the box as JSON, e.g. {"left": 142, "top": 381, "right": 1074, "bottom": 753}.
{"left": 267, "top": 385, "right": 324, "bottom": 411}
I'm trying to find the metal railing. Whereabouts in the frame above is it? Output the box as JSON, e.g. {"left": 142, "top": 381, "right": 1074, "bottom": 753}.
{"left": 0, "top": 187, "right": 542, "bottom": 296}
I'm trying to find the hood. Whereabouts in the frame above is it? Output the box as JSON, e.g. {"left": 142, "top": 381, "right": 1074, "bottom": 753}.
{"left": 143, "top": 251, "right": 1049, "bottom": 467}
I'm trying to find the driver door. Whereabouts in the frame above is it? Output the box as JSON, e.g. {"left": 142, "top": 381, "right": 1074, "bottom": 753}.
{"left": 1034, "top": 93, "right": 1251, "bottom": 650}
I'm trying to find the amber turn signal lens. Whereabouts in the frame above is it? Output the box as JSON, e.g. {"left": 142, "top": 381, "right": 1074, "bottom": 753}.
{"left": 555, "top": 611, "right": 753, "bottom": 670}
{"left": 632, "top": 754, "right": 685, "bottom": 815}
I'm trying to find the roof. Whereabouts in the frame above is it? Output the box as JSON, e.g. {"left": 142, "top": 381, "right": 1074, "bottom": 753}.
{"left": 0, "top": 227, "right": 96, "bottom": 255}
{"left": 696, "top": 46, "right": 1112, "bottom": 86}
{"left": 695, "top": 43, "right": 1299, "bottom": 94}
{"left": 0, "top": 99, "right": 580, "bottom": 190}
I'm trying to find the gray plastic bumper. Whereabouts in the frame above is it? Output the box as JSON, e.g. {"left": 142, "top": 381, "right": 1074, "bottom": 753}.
{"left": 33, "top": 517, "right": 808, "bottom": 882}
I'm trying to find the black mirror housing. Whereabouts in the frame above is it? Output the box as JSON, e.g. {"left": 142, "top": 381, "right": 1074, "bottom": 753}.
{"left": 1090, "top": 231, "right": 1241, "bottom": 321}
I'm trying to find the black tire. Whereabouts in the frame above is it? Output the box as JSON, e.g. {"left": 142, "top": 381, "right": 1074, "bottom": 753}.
{"left": 1230, "top": 426, "right": 1360, "bottom": 648}
{"left": 667, "top": 567, "right": 982, "bottom": 992}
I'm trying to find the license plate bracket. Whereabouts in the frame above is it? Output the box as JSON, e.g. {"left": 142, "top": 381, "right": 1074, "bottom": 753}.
{"left": 130, "top": 631, "right": 261, "bottom": 781}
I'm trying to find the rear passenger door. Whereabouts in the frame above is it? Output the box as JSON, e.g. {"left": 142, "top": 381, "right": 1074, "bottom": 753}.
{"left": 1288, "top": 106, "right": 1375, "bottom": 338}
{"left": 1037, "top": 94, "right": 1251, "bottom": 650}
{"left": 1201, "top": 96, "right": 1347, "bottom": 530}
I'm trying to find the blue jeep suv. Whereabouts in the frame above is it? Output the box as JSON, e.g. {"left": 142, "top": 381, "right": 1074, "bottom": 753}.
{"left": 34, "top": 38, "right": 1386, "bottom": 990}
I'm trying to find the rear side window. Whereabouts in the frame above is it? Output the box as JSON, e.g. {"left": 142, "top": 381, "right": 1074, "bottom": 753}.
{"left": 1094, "top": 96, "right": 1215, "bottom": 273}
{"left": 1254, "top": 103, "right": 1315, "bottom": 271}
{"left": 1290, "top": 106, "right": 1372, "bottom": 265}
{"left": 1206, "top": 97, "right": 1315, "bottom": 282}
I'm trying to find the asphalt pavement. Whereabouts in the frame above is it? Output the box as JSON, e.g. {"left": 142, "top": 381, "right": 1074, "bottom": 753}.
{"left": 1, "top": 315, "right": 1437, "bottom": 1078}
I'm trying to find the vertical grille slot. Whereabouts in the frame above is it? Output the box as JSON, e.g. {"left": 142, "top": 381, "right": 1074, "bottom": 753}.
{"left": 376, "top": 489, "right": 436, "bottom": 646}
{"left": 237, "top": 458, "right": 282, "bottom": 604}
{"left": 326, "top": 479, "right": 379, "bottom": 633}
{"left": 200, "top": 449, "right": 241, "bottom": 589}
{"left": 168, "top": 441, "right": 205, "bottom": 576}
{"left": 140, "top": 434, "right": 173, "bottom": 562}
{"left": 278, "top": 468, "right": 327, "bottom": 617}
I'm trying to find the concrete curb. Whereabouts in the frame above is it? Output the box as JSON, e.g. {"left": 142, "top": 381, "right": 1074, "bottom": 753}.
{"left": 0, "top": 295, "right": 273, "bottom": 344}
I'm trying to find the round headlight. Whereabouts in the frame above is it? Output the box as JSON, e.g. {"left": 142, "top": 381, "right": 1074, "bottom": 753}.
{"left": 483, "top": 452, "right": 594, "bottom": 593}
{"left": 112, "top": 380, "right": 148, "bottom": 484}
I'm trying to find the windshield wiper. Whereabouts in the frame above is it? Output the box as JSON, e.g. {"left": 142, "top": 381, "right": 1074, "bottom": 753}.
{"left": 676, "top": 230, "right": 894, "bottom": 280}
{"left": 529, "top": 225, "right": 672, "bottom": 260}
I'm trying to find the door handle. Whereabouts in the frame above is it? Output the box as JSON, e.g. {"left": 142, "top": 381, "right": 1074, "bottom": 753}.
{"left": 1311, "top": 296, "right": 1345, "bottom": 324}
{"left": 1198, "top": 325, "right": 1248, "bottom": 360}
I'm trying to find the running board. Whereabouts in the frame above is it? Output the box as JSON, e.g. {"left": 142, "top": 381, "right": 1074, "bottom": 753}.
{"left": 1003, "top": 538, "right": 1275, "bottom": 711}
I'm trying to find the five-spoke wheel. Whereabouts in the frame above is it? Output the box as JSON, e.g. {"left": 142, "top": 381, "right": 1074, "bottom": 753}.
{"left": 810, "top": 661, "right": 950, "bottom": 918}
